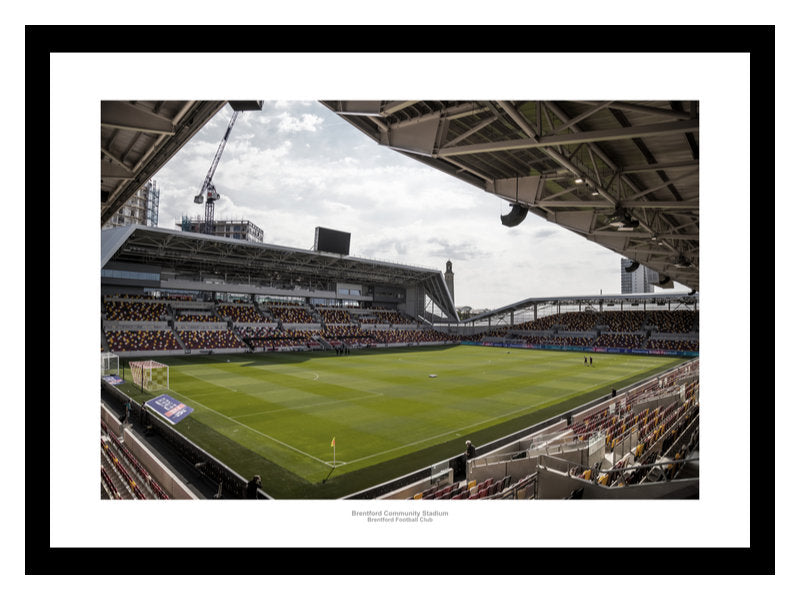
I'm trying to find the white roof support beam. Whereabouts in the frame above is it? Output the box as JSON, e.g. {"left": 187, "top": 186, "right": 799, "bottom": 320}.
{"left": 329, "top": 100, "right": 421, "bottom": 117}
{"left": 381, "top": 101, "right": 419, "bottom": 115}
{"left": 496, "top": 101, "right": 617, "bottom": 210}
{"left": 439, "top": 156, "right": 494, "bottom": 184}
{"left": 101, "top": 148, "right": 134, "bottom": 175}
{"left": 434, "top": 119, "right": 699, "bottom": 157}
{"left": 442, "top": 115, "right": 499, "bottom": 148}
{"left": 386, "top": 103, "right": 488, "bottom": 130}
{"left": 572, "top": 101, "right": 694, "bottom": 120}
{"left": 551, "top": 101, "right": 614, "bottom": 133}
{"left": 100, "top": 101, "right": 177, "bottom": 135}
{"left": 542, "top": 100, "right": 693, "bottom": 258}
{"left": 622, "top": 169, "right": 699, "bottom": 202}
{"left": 621, "top": 159, "right": 699, "bottom": 174}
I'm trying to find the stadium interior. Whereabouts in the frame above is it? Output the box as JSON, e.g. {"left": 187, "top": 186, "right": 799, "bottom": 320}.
{"left": 100, "top": 100, "right": 699, "bottom": 501}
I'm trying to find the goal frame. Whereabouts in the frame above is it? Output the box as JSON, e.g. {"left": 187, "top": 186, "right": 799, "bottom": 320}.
{"left": 101, "top": 352, "right": 120, "bottom": 377}
{"left": 129, "top": 360, "right": 169, "bottom": 392}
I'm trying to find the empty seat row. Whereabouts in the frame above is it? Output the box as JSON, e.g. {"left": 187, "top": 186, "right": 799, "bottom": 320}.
{"left": 106, "top": 431, "right": 170, "bottom": 500}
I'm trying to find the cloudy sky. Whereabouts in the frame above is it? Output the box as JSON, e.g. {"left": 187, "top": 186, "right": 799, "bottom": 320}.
{"left": 153, "top": 100, "right": 690, "bottom": 309}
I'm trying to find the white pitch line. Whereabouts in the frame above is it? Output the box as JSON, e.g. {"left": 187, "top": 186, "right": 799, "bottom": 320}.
{"left": 166, "top": 388, "right": 330, "bottom": 467}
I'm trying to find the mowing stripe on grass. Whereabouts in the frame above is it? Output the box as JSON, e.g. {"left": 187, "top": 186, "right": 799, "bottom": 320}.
{"left": 166, "top": 388, "right": 331, "bottom": 467}
{"left": 230, "top": 392, "right": 385, "bottom": 419}
{"left": 343, "top": 389, "right": 573, "bottom": 466}
{"left": 176, "top": 365, "right": 553, "bottom": 468}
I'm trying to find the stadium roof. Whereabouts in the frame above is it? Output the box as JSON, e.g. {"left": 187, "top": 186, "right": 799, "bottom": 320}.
{"left": 101, "top": 101, "right": 262, "bottom": 226}
{"left": 101, "top": 225, "right": 457, "bottom": 318}
{"left": 458, "top": 292, "right": 698, "bottom": 325}
{"left": 320, "top": 101, "right": 700, "bottom": 292}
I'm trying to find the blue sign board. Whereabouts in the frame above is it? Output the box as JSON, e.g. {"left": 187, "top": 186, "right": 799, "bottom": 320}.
{"left": 146, "top": 394, "right": 194, "bottom": 425}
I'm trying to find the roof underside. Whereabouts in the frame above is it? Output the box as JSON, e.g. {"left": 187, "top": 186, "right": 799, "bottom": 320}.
{"left": 320, "top": 100, "right": 700, "bottom": 292}
{"left": 102, "top": 226, "right": 457, "bottom": 318}
{"left": 101, "top": 100, "right": 228, "bottom": 225}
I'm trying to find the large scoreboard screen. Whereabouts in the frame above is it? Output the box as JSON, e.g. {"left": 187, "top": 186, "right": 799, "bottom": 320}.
{"left": 314, "top": 227, "right": 351, "bottom": 255}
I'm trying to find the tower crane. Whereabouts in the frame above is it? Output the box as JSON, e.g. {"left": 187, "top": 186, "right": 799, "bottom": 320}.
{"left": 194, "top": 110, "right": 240, "bottom": 234}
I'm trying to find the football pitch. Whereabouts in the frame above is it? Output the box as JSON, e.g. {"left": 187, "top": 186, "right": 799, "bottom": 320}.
{"left": 119, "top": 345, "right": 685, "bottom": 498}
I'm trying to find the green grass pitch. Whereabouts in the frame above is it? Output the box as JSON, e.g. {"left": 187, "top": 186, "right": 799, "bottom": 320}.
{"left": 118, "top": 345, "right": 685, "bottom": 498}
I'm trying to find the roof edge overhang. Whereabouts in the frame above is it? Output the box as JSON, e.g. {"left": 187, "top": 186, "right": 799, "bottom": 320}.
{"left": 459, "top": 292, "right": 698, "bottom": 324}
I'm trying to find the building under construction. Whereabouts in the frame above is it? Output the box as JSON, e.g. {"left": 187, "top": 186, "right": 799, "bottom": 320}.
{"left": 177, "top": 216, "right": 264, "bottom": 242}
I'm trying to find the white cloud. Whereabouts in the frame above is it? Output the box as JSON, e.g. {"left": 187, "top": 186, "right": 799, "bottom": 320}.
{"left": 277, "top": 112, "right": 324, "bottom": 133}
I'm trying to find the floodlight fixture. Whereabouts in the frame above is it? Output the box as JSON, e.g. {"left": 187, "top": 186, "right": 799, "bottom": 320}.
{"left": 607, "top": 208, "right": 639, "bottom": 230}
{"left": 673, "top": 255, "right": 692, "bottom": 268}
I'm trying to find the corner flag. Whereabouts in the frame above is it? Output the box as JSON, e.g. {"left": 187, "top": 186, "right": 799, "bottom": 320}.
{"left": 331, "top": 437, "right": 336, "bottom": 447}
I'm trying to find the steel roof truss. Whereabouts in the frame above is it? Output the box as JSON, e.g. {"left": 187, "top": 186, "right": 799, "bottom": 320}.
{"left": 434, "top": 119, "right": 699, "bottom": 158}
{"left": 100, "top": 101, "right": 177, "bottom": 136}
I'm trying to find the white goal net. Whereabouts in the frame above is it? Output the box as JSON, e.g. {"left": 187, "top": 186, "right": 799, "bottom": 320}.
{"left": 129, "top": 360, "right": 169, "bottom": 391}
{"left": 101, "top": 352, "right": 119, "bottom": 377}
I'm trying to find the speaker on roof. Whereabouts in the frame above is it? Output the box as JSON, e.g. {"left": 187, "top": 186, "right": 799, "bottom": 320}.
{"left": 624, "top": 260, "right": 640, "bottom": 273}
{"left": 227, "top": 101, "right": 264, "bottom": 111}
{"left": 656, "top": 274, "right": 674, "bottom": 289}
{"left": 500, "top": 204, "right": 528, "bottom": 227}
